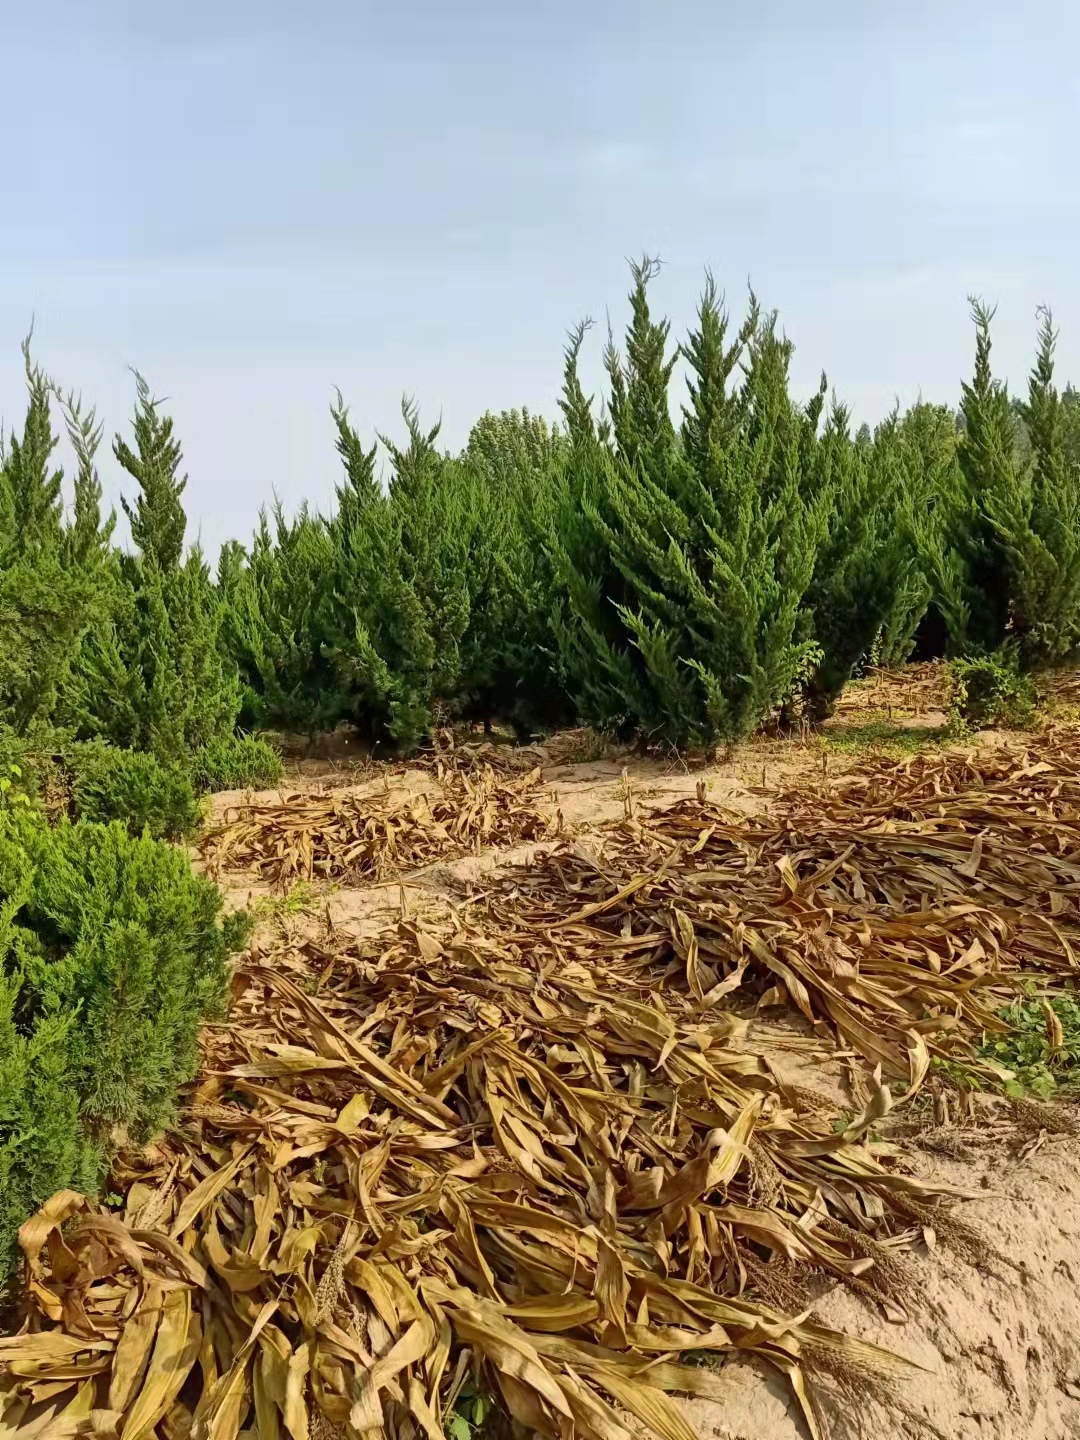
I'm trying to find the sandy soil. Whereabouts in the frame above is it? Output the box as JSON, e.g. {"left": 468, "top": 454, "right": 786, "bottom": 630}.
{"left": 687, "top": 1127, "right": 1080, "bottom": 1439}
{"left": 198, "top": 666, "right": 1080, "bottom": 1439}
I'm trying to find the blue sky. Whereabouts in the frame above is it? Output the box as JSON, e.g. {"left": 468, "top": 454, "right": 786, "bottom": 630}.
{"left": 2, "top": 0, "right": 1078, "bottom": 552}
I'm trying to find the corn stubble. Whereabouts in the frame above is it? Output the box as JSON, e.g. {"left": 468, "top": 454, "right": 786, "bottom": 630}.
{"left": 5, "top": 734, "right": 1080, "bottom": 1440}
{"left": 200, "top": 757, "right": 556, "bottom": 888}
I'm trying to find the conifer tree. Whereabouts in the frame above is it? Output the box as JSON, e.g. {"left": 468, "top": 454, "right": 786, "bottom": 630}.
{"left": 459, "top": 410, "right": 573, "bottom": 734}
{"left": 2, "top": 339, "right": 64, "bottom": 553}
{"left": 995, "top": 307, "right": 1080, "bottom": 663}
{"left": 916, "top": 301, "right": 1080, "bottom": 668}
{"left": 874, "top": 403, "right": 956, "bottom": 666}
{"left": 69, "top": 377, "right": 240, "bottom": 760}
{"left": 553, "top": 264, "right": 823, "bottom": 746}
{"left": 116, "top": 373, "right": 187, "bottom": 571}
{"left": 218, "top": 506, "right": 340, "bottom": 733}
{"left": 322, "top": 399, "right": 442, "bottom": 747}
{"left": 0, "top": 345, "right": 96, "bottom": 733}
{"left": 799, "top": 404, "right": 913, "bottom": 718}
{"left": 60, "top": 391, "right": 115, "bottom": 571}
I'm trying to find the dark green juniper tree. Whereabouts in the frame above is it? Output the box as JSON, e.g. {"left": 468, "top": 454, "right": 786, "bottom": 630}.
{"left": 70, "top": 375, "right": 241, "bottom": 761}
{"left": 321, "top": 396, "right": 444, "bottom": 748}
{"left": 553, "top": 260, "right": 823, "bottom": 747}
{"left": 798, "top": 402, "right": 916, "bottom": 719}
{"left": 916, "top": 301, "right": 1080, "bottom": 669}
{"left": 458, "top": 409, "right": 574, "bottom": 736}
{"left": 0, "top": 344, "right": 111, "bottom": 735}
{"left": 218, "top": 504, "right": 340, "bottom": 734}
{"left": 994, "top": 307, "right": 1080, "bottom": 664}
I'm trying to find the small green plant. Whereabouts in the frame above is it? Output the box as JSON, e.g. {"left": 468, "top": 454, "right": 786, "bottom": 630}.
{"left": 65, "top": 740, "right": 201, "bottom": 840}
{"left": 191, "top": 732, "right": 283, "bottom": 793}
{"left": 253, "top": 880, "right": 322, "bottom": 921}
{"left": 978, "top": 990, "right": 1080, "bottom": 1099}
{"left": 0, "top": 762, "right": 32, "bottom": 810}
{"left": 447, "top": 1382, "right": 494, "bottom": 1440}
{"left": 946, "top": 649, "right": 1039, "bottom": 731}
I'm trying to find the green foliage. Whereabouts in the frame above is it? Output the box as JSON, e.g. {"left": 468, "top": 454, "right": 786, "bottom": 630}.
{"left": 218, "top": 507, "right": 340, "bottom": 734}
{"left": 946, "top": 648, "right": 1038, "bottom": 730}
{"left": 191, "top": 733, "right": 283, "bottom": 793}
{"left": 0, "top": 345, "right": 113, "bottom": 736}
{"left": 6, "top": 278, "right": 1080, "bottom": 774}
{"left": 0, "top": 806, "right": 246, "bottom": 1284}
{"left": 71, "top": 552, "right": 242, "bottom": 762}
{"left": 65, "top": 741, "right": 200, "bottom": 840}
{"left": 552, "top": 263, "right": 824, "bottom": 746}
{"left": 318, "top": 397, "right": 492, "bottom": 749}
{"left": 818, "top": 717, "right": 947, "bottom": 757}
{"left": 979, "top": 990, "right": 1080, "bottom": 1099}
{"left": 916, "top": 303, "right": 1080, "bottom": 671}
{"left": 447, "top": 1383, "right": 495, "bottom": 1440}
{"left": 799, "top": 404, "right": 915, "bottom": 720}
{"left": 116, "top": 373, "right": 188, "bottom": 571}
{"left": 67, "top": 376, "right": 241, "bottom": 763}
{"left": 459, "top": 410, "right": 574, "bottom": 735}
{"left": 872, "top": 404, "right": 957, "bottom": 667}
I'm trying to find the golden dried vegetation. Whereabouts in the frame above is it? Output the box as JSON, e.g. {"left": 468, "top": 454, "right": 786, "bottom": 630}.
{"left": 5, "top": 732, "right": 1080, "bottom": 1440}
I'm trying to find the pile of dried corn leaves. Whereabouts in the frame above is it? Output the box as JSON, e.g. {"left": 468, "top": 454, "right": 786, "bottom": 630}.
{"left": 6, "top": 735, "right": 1080, "bottom": 1440}
{"left": 200, "top": 759, "right": 556, "bottom": 888}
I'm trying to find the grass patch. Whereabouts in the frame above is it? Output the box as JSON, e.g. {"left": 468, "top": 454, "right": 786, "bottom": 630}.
{"left": 818, "top": 715, "right": 949, "bottom": 756}
{"left": 252, "top": 880, "right": 324, "bottom": 922}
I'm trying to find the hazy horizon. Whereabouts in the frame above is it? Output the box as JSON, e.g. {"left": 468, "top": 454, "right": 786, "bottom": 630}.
{"left": 2, "top": 0, "right": 1077, "bottom": 553}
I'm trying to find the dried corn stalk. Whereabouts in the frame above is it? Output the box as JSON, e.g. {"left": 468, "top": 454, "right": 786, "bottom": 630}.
{"left": 201, "top": 760, "right": 556, "bottom": 888}
{"left": 8, "top": 731, "right": 1080, "bottom": 1440}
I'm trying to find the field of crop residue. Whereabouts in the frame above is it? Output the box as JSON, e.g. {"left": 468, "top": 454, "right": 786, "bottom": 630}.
{"left": 5, "top": 668, "right": 1080, "bottom": 1440}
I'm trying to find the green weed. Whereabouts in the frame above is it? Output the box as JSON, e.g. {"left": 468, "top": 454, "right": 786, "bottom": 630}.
{"left": 978, "top": 990, "right": 1080, "bottom": 1099}
{"left": 818, "top": 716, "right": 949, "bottom": 756}
{"left": 447, "top": 1382, "right": 495, "bottom": 1440}
{"left": 253, "top": 880, "right": 323, "bottom": 921}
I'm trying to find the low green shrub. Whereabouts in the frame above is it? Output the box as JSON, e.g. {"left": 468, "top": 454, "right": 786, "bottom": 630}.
{"left": 191, "top": 732, "right": 283, "bottom": 793}
{"left": 946, "top": 650, "right": 1039, "bottom": 730}
{"left": 66, "top": 740, "right": 200, "bottom": 840}
{"left": 0, "top": 807, "right": 249, "bottom": 1286}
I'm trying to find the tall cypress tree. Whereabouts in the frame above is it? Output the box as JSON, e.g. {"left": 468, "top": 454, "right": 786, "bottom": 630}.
{"left": 553, "top": 264, "right": 823, "bottom": 746}
{"left": 2, "top": 339, "right": 64, "bottom": 555}
{"left": 916, "top": 301, "right": 1080, "bottom": 667}
{"left": 218, "top": 505, "right": 341, "bottom": 733}
{"left": 69, "top": 376, "right": 240, "bottom": 759}
{"left": 60, "top": 391, "right": 115, "bottom": 571}
{"left": 799, "top": 403, "right": 913, "bottom": 718}
{"left": 999, "top": 307, "right": 1080, "bottom": 663}
{"left": 116, "top": 373, "right": 187, "bottom": 571}
{"left": 0, "top": 345, "right": 100, "bottom": 734}
{"left": 459, "top": 410, "right": 573, "bottom": 735}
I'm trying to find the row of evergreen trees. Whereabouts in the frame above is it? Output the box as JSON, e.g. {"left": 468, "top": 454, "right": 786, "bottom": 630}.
{"left": 4, "top": 262, "right": 1080, "bottom": 766}
{"left": 0, "top": 349, "right": 278, "bottom": 836}
{"left": 216, "top": 262, "right": 1080, "bottom": 750}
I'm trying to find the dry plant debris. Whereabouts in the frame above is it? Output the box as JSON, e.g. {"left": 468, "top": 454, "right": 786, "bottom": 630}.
{"left": 201, "top": 758, "right": 556, "bottom": 888}
{"left": 831, "top": 663, "right": 949, "bottom": 721}
{"left": 6, "top": 730, "right": 1080, "bottom": 1440}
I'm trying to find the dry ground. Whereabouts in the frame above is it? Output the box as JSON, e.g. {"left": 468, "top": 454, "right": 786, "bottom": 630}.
{"left": 185, "top": 664, "right": 1080, "bottom": 1440}
{"left": 9, "top": 663, "right": 1080, "bottom": 1440}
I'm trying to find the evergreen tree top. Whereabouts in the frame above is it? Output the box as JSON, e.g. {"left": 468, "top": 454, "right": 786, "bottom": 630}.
{"left": 0, "top": 337, "right": 64, "bottom": 560}
{"left": 605, "top": 255, "right": 678, "bottom": 469}
{"left": 115, "top": 372, "right": 187, "bottom": 570}
{"left": 331, "top": 389, "right": 380, "bottom": 516}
